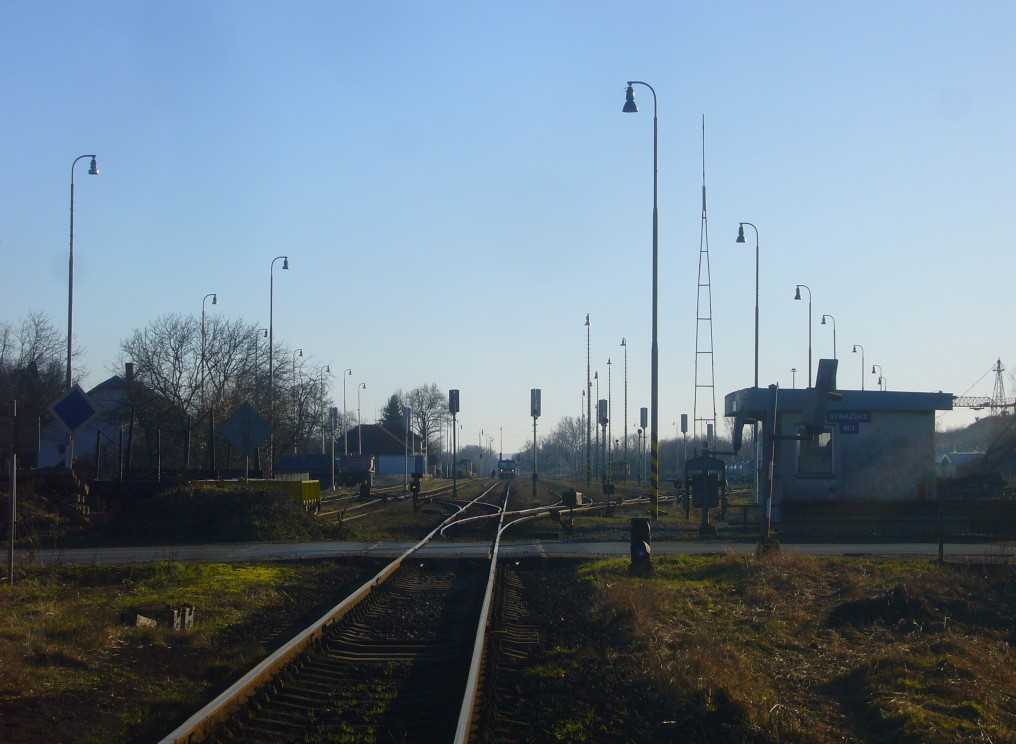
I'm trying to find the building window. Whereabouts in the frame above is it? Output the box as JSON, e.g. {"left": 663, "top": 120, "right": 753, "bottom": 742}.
{"left": 797, "top": 427, "right": 833, "bottom": 476}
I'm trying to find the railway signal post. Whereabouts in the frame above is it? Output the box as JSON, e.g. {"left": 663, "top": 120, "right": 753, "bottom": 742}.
{"left": 531, "top": 388, "right": 541, "bottom": 499}
{"left": 449, "top": 389, "right": 460, "bottom": 497}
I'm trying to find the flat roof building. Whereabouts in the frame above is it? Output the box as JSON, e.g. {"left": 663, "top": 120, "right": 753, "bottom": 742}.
{"left": 725, "top": 367, "right": 953, "bottom": 522}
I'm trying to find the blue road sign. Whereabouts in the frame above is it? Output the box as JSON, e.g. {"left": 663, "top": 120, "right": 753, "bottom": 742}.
{"left": 220, "top": 403, "right": 272, "bottom": 457}
{"left": 48, "top": 385, "right": 100, "bottom": 435}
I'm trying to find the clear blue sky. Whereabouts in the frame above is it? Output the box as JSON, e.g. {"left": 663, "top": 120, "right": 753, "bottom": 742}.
{"left": 3, "top": 1, "right": 1013, "bottom": 454}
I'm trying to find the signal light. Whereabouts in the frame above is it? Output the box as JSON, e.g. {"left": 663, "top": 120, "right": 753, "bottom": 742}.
{"left": 629, "top": 517, "right": 652, "bottom": 576}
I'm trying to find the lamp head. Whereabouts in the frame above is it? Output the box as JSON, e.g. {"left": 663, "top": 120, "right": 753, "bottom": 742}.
{"left": 620, "top": 337, "right": 626, "bottom": 347}
{"left": 821, "top": 315, "right": 827, "bottom": 325}
{"left": 736, "top": 224, "right": 746, "bottom": 243}
{"left": 212, "top": 294, "right": 217, "bottom": 305}
{"left": 324, "top": 365, "right": 330, "bottom": 373}
{"left": 282, "top": 257, "right": 289, "bottom": 270}
{"left": 585, "top": 313, "right": 589, "bottom": 326}
{"left": 871, "top": 365, "right": 876, "bottom": 374}
{"left": 297, "top": 349, "right": 303, "bottom": 357}
{"left": 794, "top": 286, "right": 802, "bottom": 301}
{"left": 623, "top": 85, "right": 638, "bottom": 113}
{"left": 88, "top": 157, "right": 99, "bottom": 176}
{"left": 852, "top": 345, "right": 859, "bottom": 353}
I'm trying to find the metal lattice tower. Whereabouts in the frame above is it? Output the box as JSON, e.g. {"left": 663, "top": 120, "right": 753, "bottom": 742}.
{"left": 692, "top": 116, "right": 718, "bottom": 448}
{"left": 991, "top": 358, "right": 1007, "bottom": 417}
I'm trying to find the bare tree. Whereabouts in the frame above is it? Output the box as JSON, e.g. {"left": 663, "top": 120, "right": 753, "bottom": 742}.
{"left": 403, "top": 383, "right": 450, "bottom": 464}
{"left": 116, "top": 313, "right": 336, "bottom": 468}
{"left": 0, "top": 311, "right": 72, "bottom": 418}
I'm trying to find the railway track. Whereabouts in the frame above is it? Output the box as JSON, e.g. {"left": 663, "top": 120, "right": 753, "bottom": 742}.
{"left": 160, "top": 479, "right": 511, "bottom": 744}
{"left": 318, "top": 480, "right": 465, "bottom": 521}
{"left": 203, "top": 558, "right": 489, "bottom": 742}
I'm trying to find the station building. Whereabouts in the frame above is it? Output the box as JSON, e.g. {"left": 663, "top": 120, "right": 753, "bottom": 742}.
{"left": 724, "top": 365, "right": 953, "bottom": 522}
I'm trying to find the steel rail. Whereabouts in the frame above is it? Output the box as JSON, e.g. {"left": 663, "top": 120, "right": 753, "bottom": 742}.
{"left": 454, "top": 480, "right": 512, "bottom": 742}
{"left": 159, "top": 480, "right": 503, "bottom": 743}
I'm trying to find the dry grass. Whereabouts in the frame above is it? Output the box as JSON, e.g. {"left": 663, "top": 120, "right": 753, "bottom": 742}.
{"left": 578, "top": 552, "right": 1016, "bottom": 742}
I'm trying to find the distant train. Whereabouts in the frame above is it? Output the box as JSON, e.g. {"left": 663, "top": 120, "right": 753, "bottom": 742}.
{"left": 497, "top": 459, "right": 519, "bottom": 480}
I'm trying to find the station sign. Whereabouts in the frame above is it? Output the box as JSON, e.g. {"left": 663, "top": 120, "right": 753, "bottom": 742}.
{"left": 827, "top": 410, "right": 870, "bottom": 434}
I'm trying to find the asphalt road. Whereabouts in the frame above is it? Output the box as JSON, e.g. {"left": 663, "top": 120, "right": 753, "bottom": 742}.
{"left": 18, "top": 538, "right": 1015, "bottom": 565}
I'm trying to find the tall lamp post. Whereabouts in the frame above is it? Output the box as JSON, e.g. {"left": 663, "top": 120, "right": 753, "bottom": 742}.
{"left": 606, "top": 357, "right": 612, "bottom": 482}
{"left": 620, "top": 338, "right": 628, "bottom": 482}
{"left": 821, "top": 314, "right": 837, "bottom": 359}
{"left": 594, "top": 371, "right": 599, "bottom": 479}
{"left": 268, "top": 255, "right": 289, "bottom": 472}
{"left": 622, "top": 80, "right": 661, "bottom": 520}
{"left": 319, "top": 365, "right": 330, "bottom": 454}
{"left": 342, "top": 368, "right": 352, "bottom": 455}
{"left": 852, "top": 345, "right": 865, "bottom": 390}
{"left": 794, "top": 284, "right": 813, "bottom": 388}
{"left": 580, "top": 388, "right": 585, "bottom": 474}
{"left": 735, "top": 223, "right": 760, "bottom": 388}
{"left": 585, "top": 314, "right": 592, "bottom": 486}
{"left": 201, "top": 293, "right": 217, "bottom": 409}
{"left": 66, "top": 154, "right": 99, "bottom": 392}
{"left": 357, "top": 382, "right": 366, "bottom": 455}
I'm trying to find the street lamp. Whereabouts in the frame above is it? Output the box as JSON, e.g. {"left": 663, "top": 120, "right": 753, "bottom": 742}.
{"left": 201, "top": 293, "right": 217, "bottom": 409}
{"left": 872, "top": 364, "right": 885, "bottom": 391}
{"left": 620, "top": 338, "right": 628, "bottom": 482}
{"left": 606, "top": 357, "right": 612, "bottom": 482}
{"left": 594, "top": 371, "right": 599, "bottom": 479}
{"left": 580, "top": 388, "right": 585, "bottom": 473}
{"left": 736, "top": 222, "right": 760, "bottom": 388}
{"left": 852, "top": 345, "right": 865, "bottom": 390}
{"left": 342, "top": 368, "right": 352, "bottom": 455}
{"left": 357, "top": 382, "right": 366, "bottom": 455}
{"left": 736, "top": 222, "right": 762, "bottom": 510}
{"left": 622, "top": 79, "right": 661, "bottom": 520}
{"left": 585, "top": 313, "right": 592, "bottom": 486}
{"left": 268, "top": 255, "right": 289, "bottom": 472}
{"left": 66, "top": 154, "right": 99, "bottom": 392}
{"left": 821, "top": 314, "right": 837, "bottom": 359}
{"left": 319, "top": 365, "right": 330, "bottom": 454}
{"left": 794, "top": 284, "right": 813, "bottom": 388}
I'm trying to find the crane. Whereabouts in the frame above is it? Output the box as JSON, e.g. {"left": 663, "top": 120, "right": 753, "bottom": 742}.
{"left": 953, "top": 359, "right": 1013, "bottom": 417}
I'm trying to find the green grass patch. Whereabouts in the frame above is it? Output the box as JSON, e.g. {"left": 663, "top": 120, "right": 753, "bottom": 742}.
{"left": 0, "top": 558, "right": 376, "bottom": 743}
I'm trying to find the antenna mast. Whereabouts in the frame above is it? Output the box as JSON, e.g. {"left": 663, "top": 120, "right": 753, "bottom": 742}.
{"left": 692, "top": 115, "right": 718, "bottom": 449}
